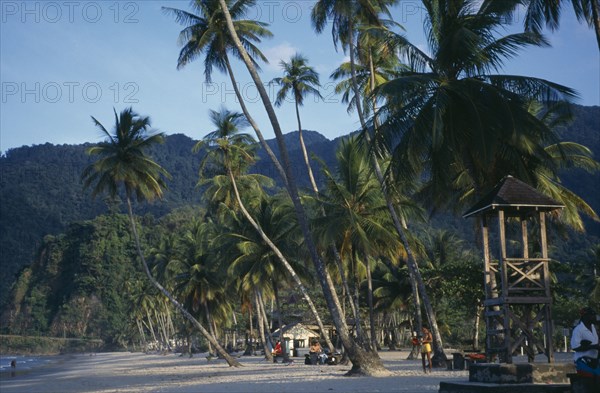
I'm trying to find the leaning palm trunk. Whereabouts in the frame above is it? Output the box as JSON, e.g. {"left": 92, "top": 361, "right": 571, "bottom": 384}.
{"left": 257, "top": 291, "right": 275, "bottom": 350}
{"left": 348, "top": 27, "right": 446, "bottom": 362}
{"left": 223, "top": 55, "right": 288, "bottom": 189}
{"left": 294, "top": 100, "right": 319, "bottom": 192}
{"left": 364, "top": 254, "right": 377, "bottom": 350}
{"left": 273, "top": 280, "right": 291, "bottom": 362}
{"left": 218, "top": 0, "right": 387, "bottom": 375}
{"left": 125, "top": 197, "right": 241, "bottom": 367}
{"left": 227, "top": 169, "right": 335, "bottom": 353}
{"left": 255, "top": 290, "right": 273, "bottom": 362}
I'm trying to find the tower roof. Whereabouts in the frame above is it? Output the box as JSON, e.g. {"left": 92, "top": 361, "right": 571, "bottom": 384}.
{"left": 463, "top": 176, "right": 563, "bottom": 218}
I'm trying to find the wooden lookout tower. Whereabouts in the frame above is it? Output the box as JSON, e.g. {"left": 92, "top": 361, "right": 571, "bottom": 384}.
{"left": 463, "top": 176, "right": 564, "bottom": 364}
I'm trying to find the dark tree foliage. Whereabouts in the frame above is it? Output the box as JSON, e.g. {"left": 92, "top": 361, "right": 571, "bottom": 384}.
{"left": 0, "top": 108, "right": 598, "bottom": 346}
{"left": 0, "top": 214, "right": 145, "bottom": 345}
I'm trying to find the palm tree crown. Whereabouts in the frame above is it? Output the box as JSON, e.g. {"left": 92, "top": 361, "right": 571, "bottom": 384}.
{"left": 195, "top": 107, "right": 256, "bottom": 177}
{"left": 270, "top": 53, "right": 323, "bottom": 107}
{"left": 163, "top": 0, "right": 272, "bottom": 82}
{"left": 82, "top": 107, "right": 170, "bottom": 202}
{"left": 376, "top": 0, "right": 578, "bottom": 210}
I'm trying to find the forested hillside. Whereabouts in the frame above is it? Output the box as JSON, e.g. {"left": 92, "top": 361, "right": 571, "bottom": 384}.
{"left": 0, "top": 106, "right": 598, "bottom": 310}
{"left": 0, "top": 105, "right": 598, "bottom": 349}
{"left": 0, "top": 130, "right": 334, "bottom": 307}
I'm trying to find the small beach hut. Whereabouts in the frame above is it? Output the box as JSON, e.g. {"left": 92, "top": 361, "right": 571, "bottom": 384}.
{"left": 463, "top": 175, "right": 563, "bottom": 364}
{"left": 272, "top": 322, "right": 320, "bottom": 357}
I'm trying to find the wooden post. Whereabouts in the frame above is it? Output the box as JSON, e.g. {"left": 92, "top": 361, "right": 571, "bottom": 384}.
{"left": 497, "top": 210, "right": 511, "bottom": 363}
{"left": 539, "top": 212, "right": 554, "bottom": 363}
{"left": 482, "top": 216, "right": 492, "bottom": 299}
{"left": 521, "top": 218, "right": 529, "bottom": 260}
{"left": 498, "top": 211, "right": 508, "bottom": 299}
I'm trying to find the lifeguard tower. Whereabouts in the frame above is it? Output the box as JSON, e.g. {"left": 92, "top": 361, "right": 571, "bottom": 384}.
{"left": 463, "top": 176, "right": 564, "bottom": 364}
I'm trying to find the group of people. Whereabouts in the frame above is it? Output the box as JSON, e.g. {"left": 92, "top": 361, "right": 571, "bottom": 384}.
{"left": 411, "top": 326, "right": 433, "bottom": 373}
{"left": 272, "top": 339, "right": 329, "bottom": 365}
{"left": 273, "top": 307, "right": 597, "bottom": 375}
{"left": 308, "top": 340, "right": 329, "bottom": 365}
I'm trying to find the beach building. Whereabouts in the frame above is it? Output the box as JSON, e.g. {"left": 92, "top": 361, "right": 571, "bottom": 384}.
{"left": 271, "top": 322, "right": 320, "bottom": 357}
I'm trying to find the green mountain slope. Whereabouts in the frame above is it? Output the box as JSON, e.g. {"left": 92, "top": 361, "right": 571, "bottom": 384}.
{"left": 0, "top": 106, "right": 598, "bottom": 308}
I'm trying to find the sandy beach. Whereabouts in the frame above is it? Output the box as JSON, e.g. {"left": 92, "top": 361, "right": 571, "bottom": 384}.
{"left": 0, "top": 350, "right": 475, "bottom": 393}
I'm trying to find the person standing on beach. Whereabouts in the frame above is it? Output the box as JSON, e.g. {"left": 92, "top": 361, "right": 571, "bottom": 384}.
{"left": 421, "top": 326, "right": 433, "bottom": 373}
{"left": 571, "top": 306, "right": 600, "bottom": 376}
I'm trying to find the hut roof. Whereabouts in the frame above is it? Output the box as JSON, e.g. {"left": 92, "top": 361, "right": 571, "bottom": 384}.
{"left": 272, "top": 322, "right": 319, "bottom": 339}
{"left": 463, "top": 176, "right": 563, "bottom": 218}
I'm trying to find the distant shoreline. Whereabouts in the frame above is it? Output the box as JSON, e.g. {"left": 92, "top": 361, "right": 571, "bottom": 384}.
{"left": 0, "top": 335, "right": 103, "bottom": 356}
{"left": 0, "top": 354, "right": 74, "bottom": 379}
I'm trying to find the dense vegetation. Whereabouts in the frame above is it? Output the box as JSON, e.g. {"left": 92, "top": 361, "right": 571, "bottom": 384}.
{"left": 0, "top": 131, "right": 335, "bottom": 308}
{"left": 1, "top": 107, "right": 598, "bottom": 351}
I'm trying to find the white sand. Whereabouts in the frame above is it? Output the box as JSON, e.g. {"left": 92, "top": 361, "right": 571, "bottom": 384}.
{"left": 0, "top": 350, "right": 472, "bottom": 393}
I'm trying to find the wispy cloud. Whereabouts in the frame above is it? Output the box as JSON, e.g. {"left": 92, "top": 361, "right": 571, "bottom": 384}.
{"left": 263, "top": 42, "right": 299, "bottom": 70}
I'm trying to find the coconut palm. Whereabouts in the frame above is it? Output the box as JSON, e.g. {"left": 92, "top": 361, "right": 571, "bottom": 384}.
{"left": 166, "top": 217, "right": 232, "bottom": 354}
{"left": 223, "top": 196, "right": 307, "bottom": 362}
{"left": 315, "top": 137, "right": 399, "bottom": 348}
{"left": 375, "top": 1, "right": 581, "bottom": 215}
{"left": 216, "top": 0, "right": 389, "bottom": 375}
{"left": 270, "top": 53, "right": 323, "bottom": 192}
{"left": 372, "top": 0, "right": 580, "bottom": 359}
{"left": 82, "top": 107, "right": 241, "bottom": 367}
{"left": 330, "top": 52, "right": 401, "bottom": 115}
{"left": 163, "top": 0, "right": 289, "bottom": 187}
{"left": 312, "top": 0, "right": 450, "bottom": 362}
{"left": 519, "top": 0, "right": 600, "bottom": 50}
{"left": 195, "top": 107, "right": 336, "bottom": 355}
{"left": 271, "top": 53, "right": 370, "bottom": 348}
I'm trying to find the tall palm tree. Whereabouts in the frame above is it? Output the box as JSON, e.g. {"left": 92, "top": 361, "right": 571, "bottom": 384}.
{"left": 223, "top": 196, "right": 307, "bottom": 362}
{"left": 82, "top": 107, "right": 241, "bottom": 367}
{"left": 163, "top": 0, "right": 288, "bottom": 188}
{"left": 315, "top": 137, "right": 399, "bottom": 349}
{"left": 195, "top": 107, "right": 336, "bottom": 355}
{"left": 271, "top": 53, "right": 369, "bottom": 350}
{"left": 374, "top": 0, "right": 579, "bottom": 358}
{"left": 312, "top": 0, "right": 450, "bottom": 362}
{"left": 519, "top": 0, "right": 600, "bottom": 50}
{"left": 270, "top": 53, "right": 323, "bottom": 192}
{"left": 217, "top": 0, "right": 388, "bottom": 375}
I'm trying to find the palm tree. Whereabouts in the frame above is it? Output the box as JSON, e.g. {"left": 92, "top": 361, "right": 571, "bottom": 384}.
{"left": 163, "top": 0, "right": 289, "bottom": 187}
{"left": 222, "top": 196, "right": 308, "bottom": 362}
{"left": 270, "top": 53, "right": 371, "bottom": 350}
{"left": 82, "top": 107, "right": 241, "bottom": 367}
{"left": 270, "top": 53, "right": 323, "bottom": 192}
{"left": 217, "top": 0, "right": 389, "bottom": 375}
{"left": 166, "top": 217, "right": 232, "bottom": 355}
{"left": 312, "top": 0, "right": 450, "bottom": 362}
{"left": 376, "top": 1, "right": 581, "bottom": 215}
{"left": 373, "top": 0, "right": 580, "bottom": 358}
{"left": 330, "top": 52, "right": 401, "bottom": 115}
{"left": 195, "top": 107, "right": 336, "bottom": 355}
{"left": 519, "top": 0, "right": 600, "bottom": 50}
{"left": 315, "top": 137, "right": 399, "bottom": 349}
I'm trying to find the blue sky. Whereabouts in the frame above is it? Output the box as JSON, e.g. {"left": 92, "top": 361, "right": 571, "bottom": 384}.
{"left": 1, "top": 0, "right": 598, "bottom": 153}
